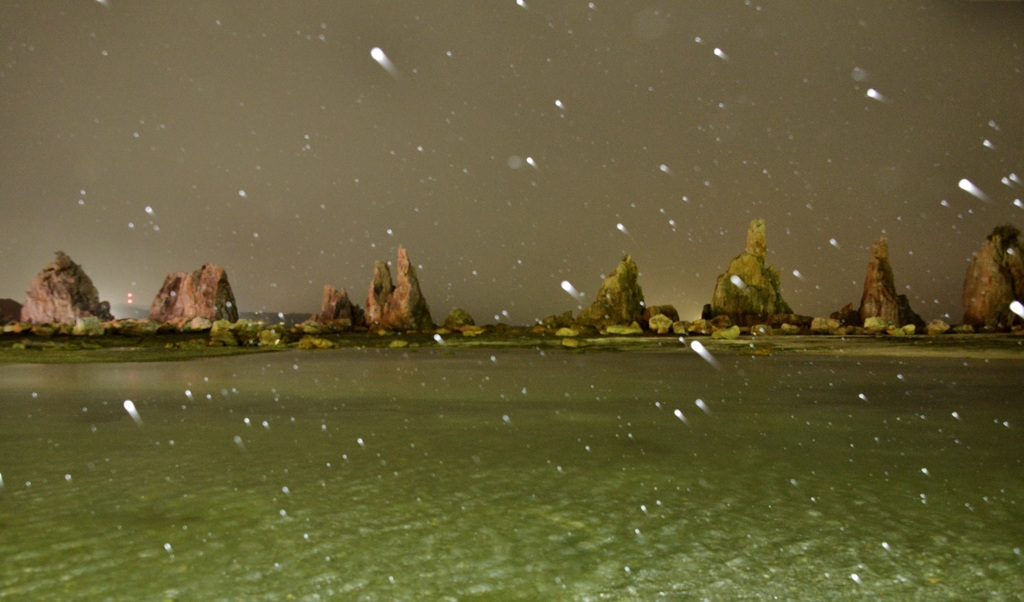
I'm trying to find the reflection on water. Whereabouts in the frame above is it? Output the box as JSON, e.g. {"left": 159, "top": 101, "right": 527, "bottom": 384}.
{"left": 1, "top": 349, "right": 1022, "bottom": 600}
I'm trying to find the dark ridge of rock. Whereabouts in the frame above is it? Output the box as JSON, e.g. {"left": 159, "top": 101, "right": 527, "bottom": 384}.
{"left": 443, "top": 308, "right": 475, "bottom": 330}
{"left": 0, "top": 298, "right": 22, "bottom": 324}
{"left": 963, "top": 224, "right": 1024, "bottom": 328}
{"left": 318, "top": 285, "right": 362, "bottom": 325}
{"left": 710, "top": 219, "right": 792, "bottom": 326}
{"left": 364, "top": 245, "right": 434, "bottom": 331}
{"left": 830, "top": 303, "right": 861, "bottom": 327}
{"left": 897, "top": 294, "right": 927, "bottom": 330}
{"left": 148, "top": 264, "right": 238, "bottom": 323}
{"left": 21, "top": 251, "right": 114, "bottom": 323}
{"left": 575, "top": 255, "right": 645, "bottom": 328}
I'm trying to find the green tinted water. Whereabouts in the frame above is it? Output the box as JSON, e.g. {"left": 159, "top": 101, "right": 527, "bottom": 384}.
{"left": 1, "top": 348, "right": 1022, "bottom": 600}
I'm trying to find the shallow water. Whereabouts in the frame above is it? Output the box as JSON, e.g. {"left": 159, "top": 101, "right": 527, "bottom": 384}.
{"left": 1, "top": 348, "right": 1022, "bottom": 600}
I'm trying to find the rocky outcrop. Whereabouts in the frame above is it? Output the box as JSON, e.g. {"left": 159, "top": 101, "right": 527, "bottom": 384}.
{"left": 859, "top": 236, "right": 900, "bottom": 325}
{"left": 710, "top": 219, "right": 792, "bottom": 326}
{"left": 963, "top": 225, "right": 1024, "bottom": 328}
{"left": 318, "top": 285, "right": 362, "bottom": 325}
{"left": 21, "top": 251, "right": 114, "bottom": 323}
{"left": 575, "top": 255, "right": 645, "bottom": 328}
{"left": 0, "top": 299, "right": 22, "bottom": 324}
{"left": 364, "top": 246, "right": 434, "bottom": 331}
{"left": 149, "top": 264, "right": 238, "bottom": 323}
{"left": 858, "top": 236, "right": 924, "bottom": 328}
{"left": 443, "top": 308, "right": 475, "bottom": 330}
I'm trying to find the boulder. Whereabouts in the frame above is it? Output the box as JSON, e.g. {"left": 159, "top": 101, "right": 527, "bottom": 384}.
{"left": 0, "top": 299, "right": 23, "bottom": 324}
{"left": 647, "top": 313, "right": 674, "bottom": 334}
{"left": 671, "top": 321, "right": 689, "bottom": 334}
{"left": 209, "top": 319, "right": 238, "bottom": 346}
{"left": 364, "top": 246, "right": 434, "bottom": 331}
{"left": 863, "top": 316, "right": 892, "bottom": 333}
{"left": 576, "top": 255, "right": 645, "bottom": 328}
{"left": 951, "top": 324, "right": 975, "bottom": 334}
{"left": 555, "top": 327, "right": 579, "bottom": 337}
{"left": 642, "top": 304, "right": 680, "bottom": 323}
{"left": 187, "top": 316, "right": 213, "bottom": 332}
{"left": 779, "top": 323, "right": 801, "bottom": 334}
{"left": 72, "top": 316, "right": 104, "bottom": 336}
{"left": 926, "top": 319, "right": 950, "bottom": 336}
{"left": 962, "top": 225, "right": 1024, "bottom": 328}
{"left": 149, "top": 264, "right": 238, "bottom": 323}
{"left": 21, "top": 252, "right": 114, "bottom": 323}
{"left": 710, "top": 219, "right": 792, "bottom": 325}
{"left": 712, "top": 325, "right": 741, "bottom": 340}
{"left": 298, "top": 336, "right": 336, "bottom": 350}
{"left": 114, "top": 319, "right": 160, "bottom": 337}
{"left": 687, "top": 319, "right": 712, "bottom": 335}
{"left": 318, "top": 285, "right": 362, "bottom": 325}
{"left": 604, "top": 322, "right": 643, "bottom": 335}
{"left": 258, "top": 329, "right": 284, "bottom": 346}
{"left": 830, "top": 303, "right": 861, "bottom": 327}
{"left": 443, "top": 308, "right": 475, "bottom": 330}
{"left": 811, "top": 317, "right": 841, "bottom": 334}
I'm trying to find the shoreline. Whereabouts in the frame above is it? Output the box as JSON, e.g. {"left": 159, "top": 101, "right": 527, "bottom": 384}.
{"left": 1, "top": 329, "right": 1022, "bottom": 364}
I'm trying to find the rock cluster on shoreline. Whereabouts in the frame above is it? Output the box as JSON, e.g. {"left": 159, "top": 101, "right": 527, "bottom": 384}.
{"left": 6, "top": 222, "right": 1024, "bottom": 349}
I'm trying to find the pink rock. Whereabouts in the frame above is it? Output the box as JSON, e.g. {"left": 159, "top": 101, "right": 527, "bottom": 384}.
{"left": 859, "top": 236, "right": 900, "bottom": 325}
{"left": 962, "top": 225, "right": 1024, "bottom": 327}
{"left": 364, "top": 246, "right": 434, "bottom": 330}
{"left": 21, "top": 251, "right": 113, "bottom": 324}
{"left": 148, "top": 264, "right": 238, "bottom": 323}
{"left": 318, "top": 285, "right": 362, "bottom": 324}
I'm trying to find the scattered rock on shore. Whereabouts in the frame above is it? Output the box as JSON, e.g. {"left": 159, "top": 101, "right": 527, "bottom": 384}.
{"left": 575, "top": 255, "right": 645, "bottom": 328}
{"left": 710, "top": 219, "right": 792, "bottom": 325}
{"left": 21, "top": 252, "right": 114, "bottom": 324}
{"left": 149, "top": 264, "right": 238, "bottom": 323}
{"left": 926, "top": 319, "right": 950, "bottom": 336}
{"left": 647, "top": 313, "right": 674, "bottom": 334}
{"left": 962, "top": 225, "right": 1024, "bottom": 328}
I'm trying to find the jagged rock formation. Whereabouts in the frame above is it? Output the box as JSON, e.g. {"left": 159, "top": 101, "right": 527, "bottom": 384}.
{"left": 21, "top": 251, "right": 114, "bottom": 323}
{"left": 0, "top": 299, "right": 22, "bottom": 324}
{"left": 710, "top": 219, "right": 792, "bottom": 325}
{"left": 859, "top": 236, "right": 900, "bottom": 325}
{"left": 963, "top": 225, "right": 1024, "bottom": 328}
{"left": 318, "top": 285, "right": 362, "bottom": 325}
{"left": 642, "top": 305, "right": 679, "bottom": 324}
{"left": 575, "top": 255, "right": 645, "bottom": 328}
{"left": 364, "top": 245, "right": 434, "bottom": 331}
{"left": 148, "top": 264, "right": 238, "bottom": 323}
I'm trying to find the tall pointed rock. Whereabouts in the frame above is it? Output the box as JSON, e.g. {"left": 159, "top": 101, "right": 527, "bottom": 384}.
{"left": 710, "top": 219, "right": 791, "bottom": 325}
{"left": 963, "top": 224, "right": 1024, "bottom": 327}
{"left": 575, "top": 255, "right": 645, "bottom": 327}
{"left": 858, "top": 235, "right": 924, "bottom": 328}
{"left": 364, "top": 246, "right": 434, "bottom": 330}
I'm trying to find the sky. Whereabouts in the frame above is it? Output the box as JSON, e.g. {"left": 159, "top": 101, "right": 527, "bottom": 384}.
{"left": 0, "top": 0, "right": 1022, "bottom": 324}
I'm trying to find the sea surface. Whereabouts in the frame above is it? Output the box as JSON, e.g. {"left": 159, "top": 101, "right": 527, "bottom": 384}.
{"left": 1, "top": 347, "right": 1022, "bottom": 600}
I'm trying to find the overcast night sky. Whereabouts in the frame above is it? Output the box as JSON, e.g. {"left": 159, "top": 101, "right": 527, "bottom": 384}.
{"left": 1, "top": 1, "right": 1022, "bottom": 324}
